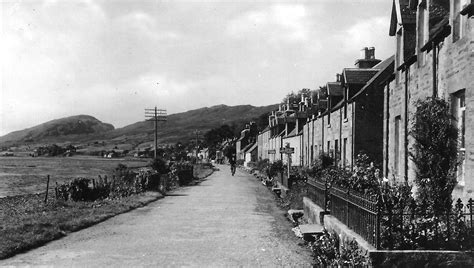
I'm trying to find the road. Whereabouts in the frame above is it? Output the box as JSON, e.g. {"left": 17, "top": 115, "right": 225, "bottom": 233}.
{"left": 1, "top": 165, "right": 313, "bottom": 267}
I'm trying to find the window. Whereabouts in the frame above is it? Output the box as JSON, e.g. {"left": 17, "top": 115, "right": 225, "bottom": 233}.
{"left": 394, "top": 116, "right": 401, "bottom": 176}
{"left": 343, "top": 138, "right": 347, "bottom": 167}
{"left": 417, "top": 2, "right": 428, "bottom": 66}
{"left": 452, "top": 89, "right": 466, "bottom": 183}
{"left": 335, "top": 139, "right": 339, "bottom": 164}
{"left": 453, "top": 0, "right": 469, "bottom": 42}
{"left": 344, "top": 88, "right": 348, "bottom": 119}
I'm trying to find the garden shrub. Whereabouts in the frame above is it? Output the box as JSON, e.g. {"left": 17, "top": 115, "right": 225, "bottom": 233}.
{"left": 310, "top": 229, "right": 371, "bottom": 266}
{"left": 269, "top": 160, "right": 284, "bottom": 177}
{"left": 411, "top": 97, "right": 458, "bottom": 215}
{"left": 256, "top": 159, "right": 270, "bottom": 172}
{"left": 150, "top": 157, "right": 169, "bottom": 174}
{"left": 169, "top": 161, "right": 194, "bottom": 186}
{"left": 303, "top": 153, "right": 334, "bottom": 179}
{"left": 55, "top": 166, "right": 160, "bottom": 201}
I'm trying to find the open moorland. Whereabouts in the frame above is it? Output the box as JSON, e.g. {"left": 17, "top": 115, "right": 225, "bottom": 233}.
{"left": 0, "top": 156, "right": 149, "bottom": 197}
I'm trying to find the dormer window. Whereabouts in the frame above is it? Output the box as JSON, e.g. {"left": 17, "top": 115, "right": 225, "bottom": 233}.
{"left": 396, "top": 29, "right": 404, "bottom": 84}
{"left": 344, "top": 87, "right": 348, "bottom": 119}
{"left": 417, "top": 2, "right": 428, "bottom": 66}
{"left": 453, "top": 0, "right": 469, "bottom": 42}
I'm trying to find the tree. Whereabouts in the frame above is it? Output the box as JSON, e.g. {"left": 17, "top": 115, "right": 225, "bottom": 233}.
{"left": 203, "top": 124, "right": 235, "bottom": 148}
{"left": 282, "top": 88, "right": 313, "bottom": 105}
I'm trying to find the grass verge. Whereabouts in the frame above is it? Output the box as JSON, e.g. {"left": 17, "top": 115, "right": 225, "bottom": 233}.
{"left": 0, "top": 191, "right": 162, "bottom": 260}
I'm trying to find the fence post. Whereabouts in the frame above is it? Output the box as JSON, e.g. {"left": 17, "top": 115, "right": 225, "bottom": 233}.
{"left": 376, "top": 194, "right": 382, "bottom": 250}
{"left": 446, "top": 202, "right": 451, "bottom": 245}
{"left": 54, "top": 181, "right": 58, "bottom": 199}
{"left": 44, "top": 175, "right": 50, "bottom": 204}
{"left": 324, "top": 179, "right": 328, "bottom": 212}
{"left": 469, "top": 198, "right": 474, "bottom": 231}
{"left": 346, "top": 189, "right": 350, "bottom": 226}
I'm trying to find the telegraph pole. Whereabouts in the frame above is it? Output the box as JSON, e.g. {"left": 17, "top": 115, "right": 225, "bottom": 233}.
{"left": 145, "top": 107, "right": 167, "bottom": 159}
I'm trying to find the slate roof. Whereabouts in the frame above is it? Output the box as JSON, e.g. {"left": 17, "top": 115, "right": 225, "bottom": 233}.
{"left": 421, "top": 16, "right": 450, "bottom": 52}
{"left": 331, "top": 99, "right": 345, "bottom": 112}
{"left": 390, "top": 0, "right": 416, "bottom": 36}
{"left": 343, "top": 69, "right": 379, "bottom": 85}
{"left": 243, "top": 143, "right": 257, "bottom": 153}
{"left": 461, "top": 3, "right": 474, "bottom": 16}
{"left": 284, "top": 128, "right": 298, "bottom": 138}
{"left": 350, "top": 56, "right": 395, "bottom": 101}
{"left": 261, "top": 126, "right": 270, "bottom": 133}
{"left": 327, "top": 82, "right": 343, "bottom": 96}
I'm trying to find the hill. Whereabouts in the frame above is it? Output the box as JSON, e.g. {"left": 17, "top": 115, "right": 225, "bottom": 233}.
{"left": 103, "top": 104, "right": 278, "bottom": 147}
{"left": 0, "top": 115, "right": 114, "bottom": 146}
{"left": 0, "top": 104, "right": 278, "bottom": 150}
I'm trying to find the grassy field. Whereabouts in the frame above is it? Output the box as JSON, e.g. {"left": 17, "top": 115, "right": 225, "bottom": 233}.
{"left": 0, "top": 191, "right": 163, "bottom": 260}
{"left": 0, "top": 156, "right": 150, "bottom": 197}
{"left": 0, "top": 163, "right": 214, "bottom": 260}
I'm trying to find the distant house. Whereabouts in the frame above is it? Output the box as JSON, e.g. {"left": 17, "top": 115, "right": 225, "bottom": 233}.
{"left": 236, "top": 122, "right": 258, "bottom": 160}
{"left": 243, "top": 143, "right": 258, "bottom": 167}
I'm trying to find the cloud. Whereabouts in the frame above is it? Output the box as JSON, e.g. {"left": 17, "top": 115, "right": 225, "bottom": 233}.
{"left": 1, "top": 1, "right": 394, "bottom": 136}
{"left": 226, "top": 4, "right": 310, "bottom": 43}
{"left": 335, "top": 16, "right": 394, "bottom": 58}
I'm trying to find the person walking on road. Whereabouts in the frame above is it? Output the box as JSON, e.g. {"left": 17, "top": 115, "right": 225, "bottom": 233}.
{"left": 229, "top": 154, "right": 236, "bottom": 176}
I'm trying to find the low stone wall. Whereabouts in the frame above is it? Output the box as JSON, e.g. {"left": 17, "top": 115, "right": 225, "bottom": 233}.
{"left": 371, "top": 250, "right": 474, "bottom": 267}
{"left": 303, "top": 197, "right": 374, "bottom": 253}
{"left": 303, "top": 197, "right": 474, "bottom": 267}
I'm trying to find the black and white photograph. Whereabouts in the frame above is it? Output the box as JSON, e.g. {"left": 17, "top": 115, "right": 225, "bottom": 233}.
{"left": 1, "top": 0, "right": 473, "bottom": 266}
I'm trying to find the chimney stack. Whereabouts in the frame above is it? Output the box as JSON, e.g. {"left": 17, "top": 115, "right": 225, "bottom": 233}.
{"left": 355, "top": 47, "right": 381, "bottom": 68}
{"left": 336, "top": 73, "right": 341, "bottom": 82}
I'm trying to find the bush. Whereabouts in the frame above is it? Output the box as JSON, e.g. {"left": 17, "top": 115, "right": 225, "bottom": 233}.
{"left": 56, "top": 167, "right": 160, "bottom": 201}
{"left": 411, "top": 97, "right": 458, "bottom": 214}
{"left": 236, "top": 159, "right": 244, "bottom": 166}
{"left": 303, "top": 153, "right": 334, "bottom": 179}
{"left": 311, "top": 230, "right": 371, "bottom": 266}
{"left": 170, "top": 161, "right": 194, "bottom": 186}
{"left": 256, "top": 159, "right": 270, "bottom": 172}
{"left": 269, "top": 160, "right": 284, "bottom": 177}
{"left": 150, "top": 157, "right": 169, "bottom": 174}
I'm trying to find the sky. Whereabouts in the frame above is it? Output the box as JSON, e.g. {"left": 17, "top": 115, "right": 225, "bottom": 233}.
{"left": 1, "top": 0, "right": 395, "bottom": 136}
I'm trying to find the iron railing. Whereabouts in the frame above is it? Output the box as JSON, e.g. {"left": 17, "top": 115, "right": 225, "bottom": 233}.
{"left": 330, "top": 186, "right": 380, "bottom": 247}
{"left": 305, "top": 179, "right": 474, "bottom": 250}
{"left": 306, "top": 179, "right": 328, "bottom": 211}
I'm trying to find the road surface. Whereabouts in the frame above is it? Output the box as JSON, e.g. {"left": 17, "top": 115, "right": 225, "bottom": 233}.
{"left": 1, "top": 165, "right": 313, "bottom": 267}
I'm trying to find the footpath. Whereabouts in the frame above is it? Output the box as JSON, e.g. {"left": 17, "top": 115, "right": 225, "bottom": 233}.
{"left": 0, "top": 165, "right": 312, "bottom": 267}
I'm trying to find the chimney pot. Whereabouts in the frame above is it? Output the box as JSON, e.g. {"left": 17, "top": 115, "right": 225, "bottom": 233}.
{"left": 367, "top": 47, "right": 375, "bottom": 59}
{"left": 360, "top": 47, "right": 368, "bottom": 59}
{"left": 336, "top": 73, "right": 341, "bottom": 82}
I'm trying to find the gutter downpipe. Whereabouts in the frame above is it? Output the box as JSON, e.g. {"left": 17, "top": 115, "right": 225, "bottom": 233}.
{"left": 307, "top": 118, "right": 310, "bottom": 165}
{"left": 385, "top": 80, "right": 390, "bottom": 179}
{"left": 339, "top": 104, "right": 343, "bottom": 168}
{"left": 312, "top": 117, "right": 315, "bottom": 163}
{"left": 322, "top": 114, "right": 325, "bottom": 154}
{"left": 404, "top": 66, "right": 409, "bottom": 183}
{"left": 432, "top": 41, "right": 438, "bottom": 98}
{"left": 351, "top": 102, "right": 355, "bottom": 170}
